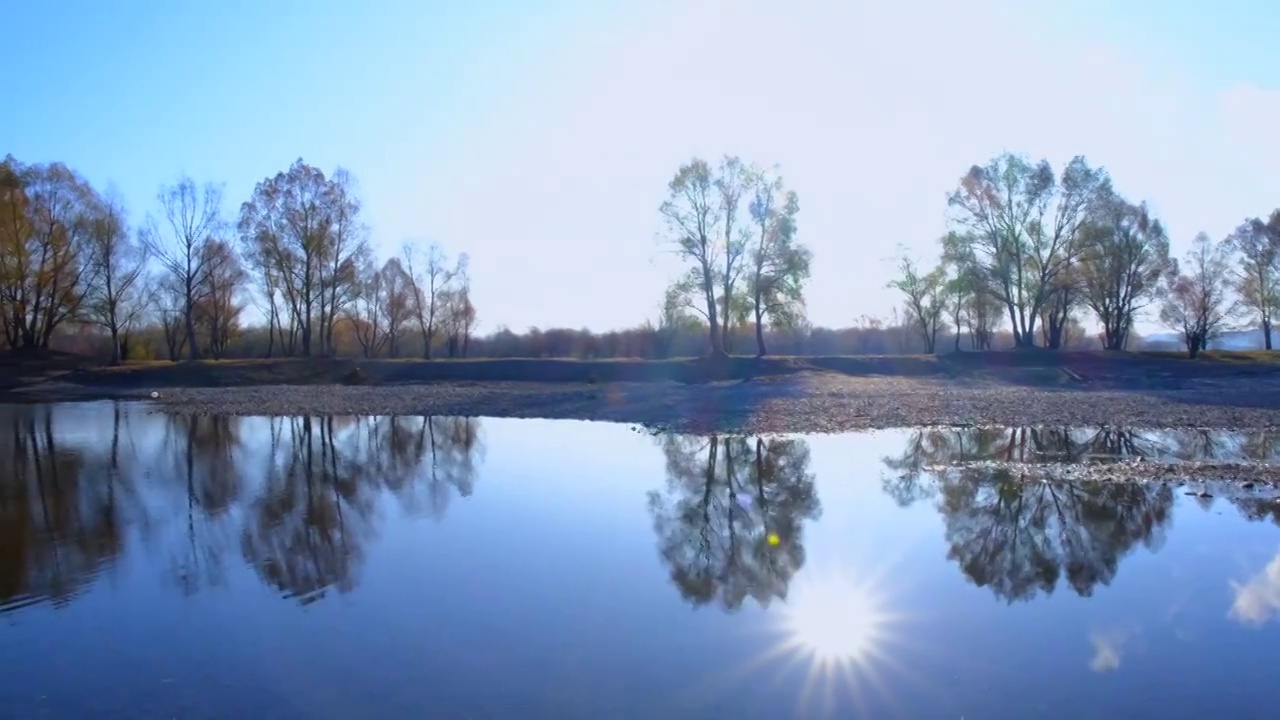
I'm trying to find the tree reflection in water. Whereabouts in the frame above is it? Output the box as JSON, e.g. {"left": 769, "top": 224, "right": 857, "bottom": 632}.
{"left": 239, "top": 415, "right": 484, "bottom": 604}
{"left": 1226, "top": 431, "right": 1280, "bottom": 526}
{"left": 0, "top": 405, "right": 135, "bottom": 614}
{"left": 160, "top": 413, "right": 244, "bottom": 594}
{"left": 648, "top": 434, "right": 821, "bottom": 611}
{"left": 0, "top": 407, "right": 484, "bottom": 613}
{"left": 882, "top": 427, "right": 1178, "bottom": 603}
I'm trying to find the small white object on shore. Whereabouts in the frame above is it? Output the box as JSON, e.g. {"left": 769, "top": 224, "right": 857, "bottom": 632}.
{"left": 150, "top": 391, "right": 159, "bottom": 399}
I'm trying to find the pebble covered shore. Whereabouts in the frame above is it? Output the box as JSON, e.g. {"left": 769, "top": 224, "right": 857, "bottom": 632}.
{"left": 130, "top": 373, "right": 1280, "bottom": 435}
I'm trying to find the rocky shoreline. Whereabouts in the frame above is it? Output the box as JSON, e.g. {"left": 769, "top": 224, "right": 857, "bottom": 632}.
{"left": 28, "top": 372, "right": 1274, "bottom": 435}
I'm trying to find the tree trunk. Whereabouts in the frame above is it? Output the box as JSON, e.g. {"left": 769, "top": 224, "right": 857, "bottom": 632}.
{"left": 1046, "top": 320, "right": 1063, "bottom": 350}
{"left": 702, "top": 268, "right": 724, "bottom": 357}
{"left": 1264, "top": 320, "right": 1273, "bottom": 350}
{"left": 184, "top": 295, "right": 200, "bottom": 362}
{"left": 266, "top": 310, "right": 276, "bottom": 358}
{"left": 754, "top": 304, "right": 766, "bottom": 358}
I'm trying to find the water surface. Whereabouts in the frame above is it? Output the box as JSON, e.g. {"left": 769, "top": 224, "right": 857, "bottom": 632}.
{"left": 3, "top": 404, "right": 1280, "bottom": 719}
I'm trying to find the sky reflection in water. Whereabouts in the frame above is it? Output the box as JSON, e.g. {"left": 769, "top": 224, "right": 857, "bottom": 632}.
{"left": 2, "top": 403, "right": 1280, "bottom": 718}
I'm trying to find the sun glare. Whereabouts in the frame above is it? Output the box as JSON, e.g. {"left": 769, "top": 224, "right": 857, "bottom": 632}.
{"left": 681, "top": 564, "right": 927, "bottom": 717}
{"left": 781, "top": 574, "right": 886, "bottom": 663}
{"left": 768, "top": 570, "right": 913, "bottom": 716}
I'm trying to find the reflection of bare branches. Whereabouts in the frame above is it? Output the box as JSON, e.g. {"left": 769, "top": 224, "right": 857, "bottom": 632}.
{"left": 882, "top": 427, "right": 1178, "bottom": 604}
{"left": 240, "top": 416, "right": 370, "bottom": 605}
{"left": 881, "top": 428, "right": 1011, "bottom": 506}
{"left": 239, "top": 415, "right": 485, "bottom": 604}
{"left": 940, "top": 476, "right": 1172, "bottom": 603}
{"left": 883, "top": 427, "right": 1280, "bottom": 492}
{"left": 420, "top": 417, "right": 483, "bottom": 520}
{"left": 0, "top": 406, "right": 125, "bottom": 614}
{"left": 0, "top": 408, "right": 487, "bottom": 613}
{"left": 647, "top": 435, "right": 821, "bottom": 612}
{"left": 160, "top": 414, "right": 244, "bottom": 594}
{"left": 1229, "top": 493, "right": 1280, "bottom": 527}
{"left": 344, "top": 416, "right": 485, "bottom": 520}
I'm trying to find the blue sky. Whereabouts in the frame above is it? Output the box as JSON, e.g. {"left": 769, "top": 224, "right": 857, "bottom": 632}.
{"left": 6, "top": 0, "right": 1279, "bottom": 334}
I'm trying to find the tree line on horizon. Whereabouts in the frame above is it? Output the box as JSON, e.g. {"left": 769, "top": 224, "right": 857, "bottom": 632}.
{"left": 889, "top": 152, "right": 1280, "bottom": 358}
{"left": 0, "top": 155, "right": 476, "bottom": 363}
{"left": 2, "top": 150, "right": 1275, "bottom": 363}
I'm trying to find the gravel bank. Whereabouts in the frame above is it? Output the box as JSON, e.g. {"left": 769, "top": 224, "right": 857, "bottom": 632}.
{"left": 115, "top": 372, "right": 1280, "bottom": 433}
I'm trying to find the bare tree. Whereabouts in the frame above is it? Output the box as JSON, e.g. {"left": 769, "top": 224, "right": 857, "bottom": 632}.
{"left": 402, "top": 241, "right": 452, "bottom": 359}
{"left": 943, "top": 271, "right": 971, "bottom": 352}
{"left": 195, "top": 239, "right": 247, "bottom": 359}
{"left": 316, "top": 168, "right": 366, "bottom": 355}
{"left": 152, "top": 277, "right": 188, "bottom": 361}
{"left": 947, "top": 154, "right": 1111, "bottom": 347}
{"left": 1078, "top": 197, "right": 1172, "bottom": 350}
{"left": 660, "top": 158, "right": 725, "bottom": 356}
{"left": 715, "top": 156, "right": 751, "bottom": 352}
{"left": 1224, "top": 211, "right": 1280, "bottom": 350}
{"left": 84, "top": 190, "right": 147, "bottom": 362}
{"left": 1039, "top": 266, "right": 1079, "bottom": 349}
{"left": 348, "top": 258, "right": 387, "bottom": 358}
{"left": 378, "top": 258, "right": 414, "bottom": 358}
{"left": 249, "top": 260, "right": 287, "bottom": 357}
{"left": 1160, "top": 233, "right": 1236, "bottom": 358}
{"left": 941, "top": 234, "right": 1002, "bottom": 351}
{"left": 440, "top": 255, "right": 476, "bottom": 358}
{"left": 238, "top": 159, "right": 368, "bottom": 357}
{"left": 141, "top": 176, "right": 224, "bottom": 361}
{"left": 889, "top": 255, "right": 947, "bottom": 353}
{"left": 746, "top": 167, "right": 810, "bottom": 356}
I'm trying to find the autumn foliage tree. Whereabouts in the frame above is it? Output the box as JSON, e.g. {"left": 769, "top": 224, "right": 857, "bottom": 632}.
{"left": 0, "top": 157, "right": 99, "bottom": 350}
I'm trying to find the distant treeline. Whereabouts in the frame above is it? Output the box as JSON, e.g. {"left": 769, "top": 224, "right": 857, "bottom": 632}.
{"left": 5, "top": 149, "right": 1275, "bottom": 365}
{"left": 44, "top": 312, "right": 1151, "bottom": 361}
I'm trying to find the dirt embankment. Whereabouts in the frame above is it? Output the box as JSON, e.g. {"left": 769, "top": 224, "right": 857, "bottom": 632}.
{"left": 3, "top": 350, "right": 1280, "bottom": 433}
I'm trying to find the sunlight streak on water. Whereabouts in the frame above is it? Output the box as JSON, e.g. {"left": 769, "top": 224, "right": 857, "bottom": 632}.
{"left": 681, "top": 561, "right": 926, "bottom": 718}
{"left": 770, "top": 568, "right": 915, "bottom": 717}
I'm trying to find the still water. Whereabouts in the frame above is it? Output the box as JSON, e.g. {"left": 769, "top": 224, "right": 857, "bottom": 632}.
{"left": 3, "top": 404, "right": 1280, "bottom": 719}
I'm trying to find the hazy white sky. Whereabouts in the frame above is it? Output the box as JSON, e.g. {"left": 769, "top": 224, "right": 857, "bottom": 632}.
{"left": 7, "top": 0, "right": 1279, "bottom": 333}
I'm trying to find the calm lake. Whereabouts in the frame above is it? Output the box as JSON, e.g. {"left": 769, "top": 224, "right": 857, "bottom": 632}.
{"left": 4, "top": 403, "right": 1280, "bottom": 719}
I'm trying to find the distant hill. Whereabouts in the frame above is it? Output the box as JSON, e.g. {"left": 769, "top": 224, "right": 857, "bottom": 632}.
{"left": 1139, "top": 328, "right": 1268, "bottom": 350}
